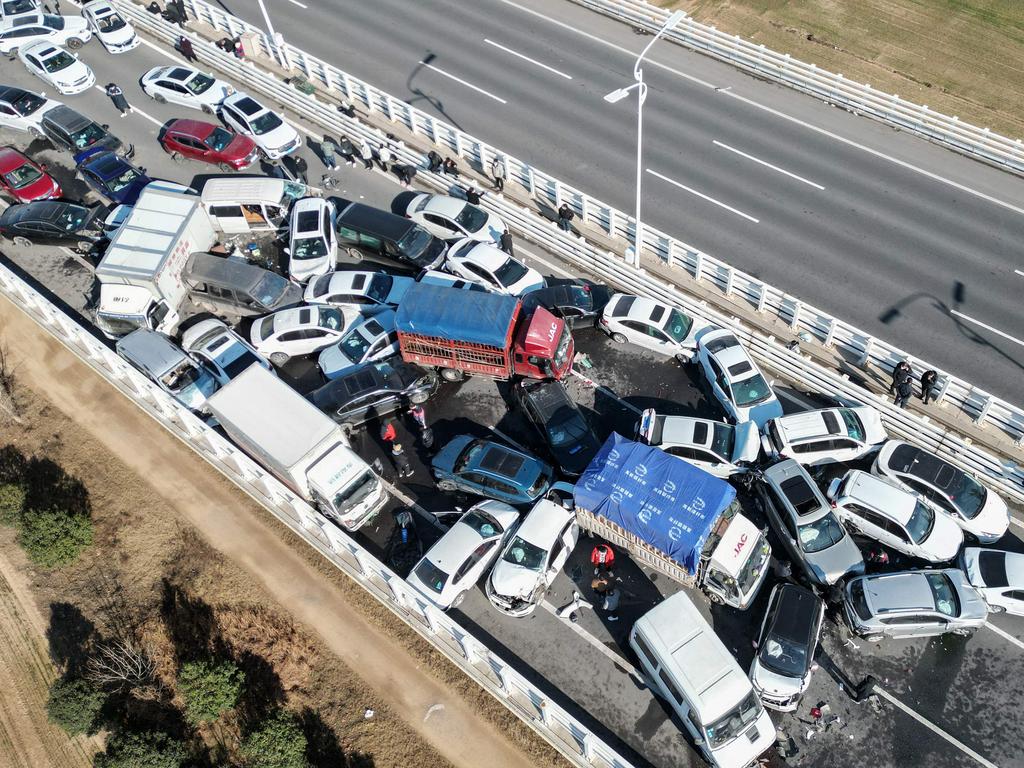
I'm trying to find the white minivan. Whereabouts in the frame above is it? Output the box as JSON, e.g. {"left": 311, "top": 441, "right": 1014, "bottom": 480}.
{"left": 630, "top": 592, "right": 775, "bottom": 768}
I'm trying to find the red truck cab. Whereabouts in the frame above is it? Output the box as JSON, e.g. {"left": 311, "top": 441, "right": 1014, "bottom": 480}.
{"left": 512, "top": 306, "right": 574, "bottom": 379}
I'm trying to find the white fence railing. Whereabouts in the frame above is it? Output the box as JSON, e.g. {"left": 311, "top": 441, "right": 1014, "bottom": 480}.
{"left": 135, "top": 0, "right": 1024, "bottom": 459}
{"left": 0, "top": 262, "right": 636, "bottom": 768}
{"left": 571, "top": 0, "right": 1024, "bottom": 176}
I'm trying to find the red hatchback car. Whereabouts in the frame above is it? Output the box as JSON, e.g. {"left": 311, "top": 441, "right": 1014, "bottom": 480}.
{"left": 0, "top": 146, "right": 61, "bottom": 203}
{"left": 160, "top": 119, "right": 258, "bottom": 171}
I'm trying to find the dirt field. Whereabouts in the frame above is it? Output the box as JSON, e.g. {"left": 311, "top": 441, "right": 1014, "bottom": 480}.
{"left": 666, "top": 0, "right": 1024, "bottom": 140}
{"left": 0, "top": 297, "right": 559, "bottom": 768}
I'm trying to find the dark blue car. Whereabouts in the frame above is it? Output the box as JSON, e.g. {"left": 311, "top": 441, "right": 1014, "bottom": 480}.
{"left": 432, "top": 435, "right": 553, "bottom": 506}
{"left": 74, "top": 148, "right": 152, "bottom": 205}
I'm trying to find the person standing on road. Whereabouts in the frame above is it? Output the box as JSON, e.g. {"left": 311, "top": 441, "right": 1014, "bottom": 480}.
{"left": 320, "top": 134, "right": 339, "bottom": 170}
{"left": 391, "top": 443, "right": 414, "bottom": 479}
{"left": 105, "top": 84, "right": 132, "bottom": 117}
{"left": 177, "top": 35, "right": 198, "bottom": 63}
{"left": 889, "top": 360, "right": 912, "bottom": 395}
{"left": 337, "top": 135, "right": 356, "bottom": 166}
{"left": 499, "top": 231, "right": 514, "bottom": 258}
{"left": 358, "top": 139, "right": 374, "bottom": 170}
{"left": 380, "top": 418, "right": 397, "bottom": 446}
{"left": 557, "top": 203, "right": 575, "bottom": 233}
{"left": 408, "top": 404, "right": 433, "bottom": 450}
{"left": 894, "top": 377, "right": 913, "bottom": 409}
{"left": 491, "top": 156, "right": 506, "bottom": 191}
{"left": 591, "top": 543, "right": 615, "bottom": 576}
{"left": 920, "top": 369, "right": 938, "bottom": 404}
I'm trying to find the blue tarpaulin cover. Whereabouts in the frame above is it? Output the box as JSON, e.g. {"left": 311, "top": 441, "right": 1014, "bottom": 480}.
{"left": 574, "top": 433, "right": 736, "bottom": 573}
{"left": 395, "top": 283, "right": 519, "bottom": 348}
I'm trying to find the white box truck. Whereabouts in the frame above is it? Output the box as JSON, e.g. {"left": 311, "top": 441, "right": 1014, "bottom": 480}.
{"left": 94, "top": 185, "right": 217, "bottom": 339}
{"left": 206, "top": 365, "right": 387, "bottom": 530}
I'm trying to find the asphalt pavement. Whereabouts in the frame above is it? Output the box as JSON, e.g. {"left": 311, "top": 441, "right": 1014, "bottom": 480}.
{"left": 1, "top": 19, "right": 1024, "bottom": 768}
{"left": 222, "top": 0, "right": 1024, "bottom": 405}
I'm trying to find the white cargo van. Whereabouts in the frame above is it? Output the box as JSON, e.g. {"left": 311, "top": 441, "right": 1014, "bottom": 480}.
{"left": 199, "top": 177, "right": 306, "bottom": 234}
{"left": 630, "top": 592, "right": 775, "bottom": 768}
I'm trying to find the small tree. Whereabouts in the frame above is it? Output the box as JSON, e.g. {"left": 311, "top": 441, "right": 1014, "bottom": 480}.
{"left": 177, "top": 659, "right": 243, "bottom": 724}
{"left": 17, "top": 506, "right": 93, "bottom": 567}
{"left": 0, "top": 481, "right": 24, "bottom": 525}
{"left": 241, "top": 710, "right": 309, "bottom": 768}
{"left": 93, "top": 730, "right": 188, "bottom": 768}
{"left": 46, "top": 676, "right": 105, "bottom": 735}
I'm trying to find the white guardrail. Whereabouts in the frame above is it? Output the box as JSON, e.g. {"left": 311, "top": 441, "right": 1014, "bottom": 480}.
{"left": 115, "top": 0, "right": 1024, "bottom": 506}
{"left": 571, "top": 0, "right": 1024, "bottom": 176}
{"left": 0, "top": 263, "right": 636, "bottom": 768}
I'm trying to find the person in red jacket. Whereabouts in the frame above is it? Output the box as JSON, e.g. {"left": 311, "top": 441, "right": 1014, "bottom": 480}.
{"left": 591, "top": 543, "right": 615, "bottom": 576}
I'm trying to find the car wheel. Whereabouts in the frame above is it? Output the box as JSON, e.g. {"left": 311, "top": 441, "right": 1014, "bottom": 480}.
{"left": 152, "top": 93, "right": 166, "bottom": 104}
{"left": 66, "top": 37, "right": 84, "bottom": 50}
{"left": 217, "top": 162, "right": 235, "bottom": 173}
{"left": 952, "top": 627, "right": 976, "bottom": 638}
{"left": 74, "top": 240, "right": 93, "bottom": 254}
{"left": 864, "top": 634, "right": 884, "bottom": 643}
{"left": 452, "top": 591, "right": 468, "bottom": 608}
{"left": 201, "top": 103, "right": 215, "bottom": 115}
{"left": 268, "top": 352, "right": 289, "bottom": 366}
{"left": 707, "top": 592, "right": 723, "bottom": 605}
{"left": 170, "top": 151, "right": 185, "bottom": 163}
{"left": 437, "top": 480, "right": 458, "bottom": 492}
{"left": 346, "top": 246, "right": 362, "bottom": 261}
{"left": 611, "top": 332, "right": 627, "bottom": 344}
{"left": 28, "top": 127, "right": 44, "bottom": 140}
{"left": 675, "top": 353, "right": 691, "bottom": 365}
{"left": 12, "top": 236, "right": 32, "bottom": 249}
{"left": 409, "top": 391, "right": 430, "bottom": 404}
{"left": 989, "top": 604, "right": 1006, "bottom": 614}
{"left": 439, "top": 368, "right": 464, "bottom": 383}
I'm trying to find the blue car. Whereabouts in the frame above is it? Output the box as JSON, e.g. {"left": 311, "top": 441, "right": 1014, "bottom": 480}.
{"left": 432, "top": 435, "right": 554, "bottom": 506}
{"left": 74, "top": 148, "right": 152, "bottom": 205}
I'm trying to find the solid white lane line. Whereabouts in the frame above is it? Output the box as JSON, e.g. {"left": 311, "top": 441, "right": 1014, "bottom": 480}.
{"left": 1011, "top": 517, "right": 1024, "bottom": 529}
{"left": 873, "top": 687, "right": 999, "bottom": 768}
{"left": 285, "top": 0, "right": 307, "bottom": 7}
{"left": 984, "top": 620, "right": 1024, "bottom": 651}
{"left": 419, "top": 60, "right": 508, "bottom": 104}
{"left": 712, "top": 140, "right": 825, "bottom": 190}
{"left": 1014, "top": 269, "right": 1024, "bottom": 277}
{"left": 484, "top": 38, "right": 573, "bottom": 80}
{"left": 539, "top": 599, "right": 645, "bottom": 683}
{"left": 646, "top": 168, "right": 759, "bottom": 223}
{"left": 91, "top": 86, "right": 162, "bottom": 128}
{"left": 949, "top": 311, "right": 1024, "bottom": 348}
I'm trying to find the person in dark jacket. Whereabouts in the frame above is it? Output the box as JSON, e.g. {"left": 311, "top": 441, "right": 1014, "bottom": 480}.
{"left": 499, "top": 231, "right": 514, "bottom": 257}
{"left": 146, "top": 2, "right": 162, "bottom": 14}
{"left": 894, "top": 377, "right": 913, "bottom": 408}
{"left": 557, "top": 203, "right": 575, "bottom": 233}
{"left": 464, "top": 187, "right": 483, "bottom": 205}
{"left": 441, "top": 158, "right": 459, "bottom": 178}
{"left": 337, "top": 135, "right": 356, "bottom": 166}
{"left": 391, "top": 443, "right": 413, "bottom": 478}
{"left": 105, "top": 84, "right": 131, "bottom": 116}
{"left": 920, "top": 369, "right": 938, "bottom": 404}
{"left": 320, "top": 135, "right": 339, "bottom": 170}
{"left": 426, "top": 150, "right": 443, "bottom": 173}
{"left": 889, "top": 360, "right": 912, "bottom": 395}
{"left": 164, "top": 1, "right": 184, "bottom": 27}
{"left": 396, "top": 164, "right": 417, "bottom": 188}
{"left": 177, "top": 35, "right": 197, "bottom": 62}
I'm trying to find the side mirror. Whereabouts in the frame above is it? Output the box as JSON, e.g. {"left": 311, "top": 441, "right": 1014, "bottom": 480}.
{"left": 101, "top": 123, "right": 110, "bottom": 130}
{"left": 751, "top": 639, "right": 759, "bottom": 649}
{"left": 811, "top": 662, "right": 819, "bottom": 672}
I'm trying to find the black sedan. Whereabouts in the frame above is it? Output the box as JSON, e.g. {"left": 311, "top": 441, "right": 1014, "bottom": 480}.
{"left": 307, "top": 359, "right": 439, "bottom": 429}
{"left": 0, "top": 200, "right": 105, "bottom": 252}
{"left": 514, "top": 378, "right": 600, "bottom": 476}
{"left": 520, "top": 279, "right": 613, "bottom": 329}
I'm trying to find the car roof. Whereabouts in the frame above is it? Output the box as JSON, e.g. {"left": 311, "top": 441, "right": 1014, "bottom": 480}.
{"left": 0, "top": 199, "right": 83, "bottom": 225}
{"left": 0, "top": 145, "right": 29, "bottom": 171}
{"left": 271, "top": 305, "right": 333, "bottom": 331}
{"left": 347, "top": 310, "right": 396, "bottom": 339}
{"left": 970, "top": 549, "right": 1024, "bottom": 588}
{"left": 166, "top": 66, "right": 195, "bottom": 82}
{"left": 41, "top": 104, "right": 91, "bottom": 130}
{"left": 422, "top": 194, "right": 466, "bottom": 218}
{"left": 763, "top": 460, "right": 829, "bottom": 519}
{"left": 319, "top": 271, "right": 376, "bottom": 295}
{"left": 766, "top": 584, "right": 820, "bottom": 647}
{"left": 515, "top": 499, "right": 571, "bottom": 546}
{"left": 658, "top": 416, "right": 712, "bottom": 448}
{"left": 425, "top": 520, "right": 489, "bottom": 571}
{"left": 80, "top": 151, "right": 129, "bottom": 177}
{"left": 774, "top": 408, "right": 847, "bottom": 442}
{"left": 862, "top": 572, "right": 936, "bottom": 613}
{"left": 886, "top": 442, "right": 961, "bottom": 489}
{"left": 458, "top": 240, "right": 507, "bottom": 268}
{"left": 291, "top": 197, "right": 326, "bottom": 232}
{"left": 470, "top": 442, "right": 528, "bottom": 479}
{"left": 520, "top": 380, "right": 572, "bottom": 420}
{"left": 167, "top": 118, "right": 216, "bottom": 137}
{"left": 621, "top": 294, "right": 670, "bottom": 323}
{"left": 842, "top": 471, "right": 916, "bottom": 522}
{"left": 227, "top": 94, "right": 265, "bottom": 115}
{"left": 335, "top": 201, "right": 415, "bottom": 239}
{"left": 308, "top": 364, "right": 388, "bottom": 408}
{"left": 23, "top": 41, "right": 60, "bottom": 56}
{"left": 0, "top": 85, "right": 31, "bottom": 103}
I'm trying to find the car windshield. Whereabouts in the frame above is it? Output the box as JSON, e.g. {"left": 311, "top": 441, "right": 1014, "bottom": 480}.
{"left": 97, "top": 14, "right": 127, "bottom": 32}
{"left": 252, "top": 273, "right": 290, "bottom": 306}
{"left": 926, "top": 572, "right": 960, "bottom": 617}
{"left": 454, "top": 440, "right": 485, "bottom": 472}
{"left": 662, "top": 308, "right": 693, "bottom": 342}
{"left": 42, "top": 51, "right": 76, "bottom": 73}
{"left": 798, "top": 512, "right": 846, "bottom": 553}
{"left": 709, "top": 423, "right": 735, "bottom": 458}
{"left": 839, "top": 408, "right": 865, "bottom": 440}
{"left": 705, "top": 691, "right": 763, "bottom": 749}
{"left": 55, "top": 205, "right": 88, "bottom": 231}
{"left": 204, "top": 126, "right": 234, "bottom": 151}
{"left": 494, "top": 257, "right": 529, "bottom": 286}
{"left": 905, "top": 500, "right": 935, "bottom": 544}
{"left": 736, "top": 535, "right": 769, "bottom": 594}
{"left": 731, "top": 373, "right": 773, "bottom": 407}
{"left": 3, "top": 163, "right": 42, "bottom": 189}
{"left": 366, "top": 274, "right": 392, "bottom": 303}
{"left": 412, "top": 559, "right": 449, "bottom": 594}
{"left": 462, "top": 509, "right": 504, "bottom": 537}
{"left": 332, "top": 470, "right": 376, "bottom": 510}
{"left": 318, "top": 307, "right": 344, "bottom": 330}
{"left": 339, "top": 329, "right": 372, "bottom": 362}
{"left": 12, "top": 91, "right": 45, "bottom": 116}
{"left": 42, "top": 14, "right": 65, "bottom": 29}
{"left": 547, "top": 408, "right": 590, "bottom": 447}
{"left": 71, "top": 122, "right": 106, "bottom": 148}
{"left": 184, "top": 73, "right": 214, "bottom": 95}
{"left": 502, "top": 536, "right": 546, "bottom": 570}
{"left": 249, "top": 110, "right": 282, "bottom": 135}
{"left": 949, "top": 472, "right": 987, "bottom": 518}
{"left": 760, "top": 629, "right": 808, "bottom": 677}
{"left": 291, "top": 236, "right": 326, "bottom": 260}
{"left": 397, "top": 226, "right": 433, "bottom": 260}
{"left": 160, "top": 361, "right": 201, "bottom": 393}
{"left": 108, "top": 167, "right": 142, "bottom": 193}
{"left": 454, "top": 203, "right": 487, "bottom": 232}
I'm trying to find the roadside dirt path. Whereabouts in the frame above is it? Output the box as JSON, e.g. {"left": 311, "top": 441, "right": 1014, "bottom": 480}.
{"left": 0, "top": 299, "right": 541, "bottom": 768}
{"left": 0, "top": 546, "right": 96, "bottom": 768}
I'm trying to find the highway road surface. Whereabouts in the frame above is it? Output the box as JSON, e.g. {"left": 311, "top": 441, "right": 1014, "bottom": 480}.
{"left": 227, "top": 0, "right": 1024, "bottom": 405}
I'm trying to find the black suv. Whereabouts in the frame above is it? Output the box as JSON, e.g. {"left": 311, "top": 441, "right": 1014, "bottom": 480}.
{"left": 514, "top": 379, "right": 600, "bottom": 476}
{"left": 329, "top": 197, "right": 446, "bottom": 272}
{"left": 520, "top": 279, "right": 613, "bottom": 329}
{"left": 0, "top": 200, "right": 105, "bottom": 251}
{"left": 39, "top": 105, "right": 133, "bottom": 157}
{"left": 308, "top": 360, "right": 439, "bottom": 428}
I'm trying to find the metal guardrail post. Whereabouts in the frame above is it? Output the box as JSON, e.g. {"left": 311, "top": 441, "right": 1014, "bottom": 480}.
{"left": 858, "top": 336, "right": 875, "bottom": 367}
{"left": 823, "top": 317, "right": 837, "bottom": 347}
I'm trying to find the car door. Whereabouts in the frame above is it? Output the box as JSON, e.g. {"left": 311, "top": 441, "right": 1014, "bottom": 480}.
{"left": 24, "top": 51, "right": 45, "bottom": 79}
{"left": 458, "top": 470, "right": 489, "bottom": 495}
{"left": 155, "top": 79, "right": 190, "bottom": 107}
{"left": 421, "top": 212, "right": 460, "bottom": 239}
{"left": 763, "top": 486, "right": 801, "bottom": 563}
{"left": 839, "top": 503, "right": 889, "bottom": 546}
{"left": 461, "top": 261, "right": 497, "bottom": 290}
{"left": 221, "top": 104, "right": 248, "bottom": 136}
{"left": 882, "top": 518, "right": 915, "bottom": 556}
{"left": 174, "top": 134, "right": 208, "bottom": 160}
{"left": 452, "top": 540, "right": 498, "bottom": 591}
{"left": 705, "top": 356, "right": 733, "bottom": 416}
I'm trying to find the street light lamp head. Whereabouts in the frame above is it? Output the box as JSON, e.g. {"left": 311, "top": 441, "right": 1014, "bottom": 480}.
{"left": 665, "top": 10, "right": 685, "bottom": 29}
{"left": 603, "top": 88, "right": 631, "bottom": 104}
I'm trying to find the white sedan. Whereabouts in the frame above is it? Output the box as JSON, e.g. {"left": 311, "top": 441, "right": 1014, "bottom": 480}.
{"left": 961, "top": 548, "right": 1024, "bottom": 616}
{"left": 405, "top": 193, "right": 505, "bottom": 244}
{"left": 82, "top": 0, "right": 138, "bottom": 54}
{"left": 249, "top": 305, "right": 358, "bottom": 366}
{"left": 220, "top": 92, "right": 300, "bottom": 160}
{"left": 635, "top": 409, "right": 760, "bottom": 478}
{"left": 181, "top": 318, "right": 272, "bottom": 386}
{"left": 599, "top": 293, "right": 706, "bottom": 362}
{"left": 304, "top": 270, "right": 415, "bottom": 310}
{"left": 696, "top": 328, "right": 783, "bottom": 428}
{"left": 140, "top": 65, "right": 233, "bottom": 114}
{"left": 0, "top": 0, "right": 39, "bottom": 19}
{"left": 444, "top": 238, "right": 544, "bottom": 296}
{"left": 0, "top": 12, "right": 90, "bottom": 54}
{"left": 0, "top": 85, "right": 61, "bottom": 134}
{"left": 406, "top": 500, "right": 521, "bottom": 610}
{"left": 18, "top": 41, "right": 94, "bottom": 95}
{"left": 286, "top": 197, "right": 336, "bottom": 283}
{"left": 318, "top": 310, "right": 399, "bottom": 379}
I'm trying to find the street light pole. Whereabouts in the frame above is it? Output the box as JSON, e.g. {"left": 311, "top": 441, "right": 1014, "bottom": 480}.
{"left": 255, "top": 0, "right": 289, "bottom": 69}
{"left": 604, "top": 11, "right": 685, "bottom": 269}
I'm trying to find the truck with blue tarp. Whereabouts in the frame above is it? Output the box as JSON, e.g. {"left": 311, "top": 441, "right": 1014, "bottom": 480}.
{"left": 572, "top": 433, "right": 771, "bottom": 609}
{"left": 394, "top": 283, "right": 574, "bottom": 382}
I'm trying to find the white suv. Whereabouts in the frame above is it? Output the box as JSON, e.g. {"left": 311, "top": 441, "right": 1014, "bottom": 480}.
{"left": 635, "top": 409, "right": 759, "bottom": 477}
{"left": 761, "top": 406, "right": 887, "bottom": 466}
{"left": 287, "top": 197, "right": 336, "bottom": 283}
{"left": 696, "top": 329, "right": 782, "bottom": 427}
{"left": 0, "top": 13, "right": 90, "bottom": 54}
{"left": 220, "top": 92, "right": 300, "bottom": 159}
{"left": 827, "top": 470, "right": 963, "bottom": 563}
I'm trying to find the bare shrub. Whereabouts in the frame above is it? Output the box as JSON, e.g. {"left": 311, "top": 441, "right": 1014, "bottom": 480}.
{"left": 87, "top": 637, "right": 158, "bottom": 690}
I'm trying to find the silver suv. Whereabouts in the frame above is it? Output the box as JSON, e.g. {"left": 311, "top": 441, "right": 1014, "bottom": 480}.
{"left": 756, "top": 460, "right": 864, "bottom": 587}
{"left": 843, "top": 569, "right": 987, "bottom": 641}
